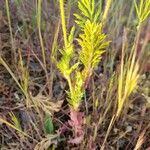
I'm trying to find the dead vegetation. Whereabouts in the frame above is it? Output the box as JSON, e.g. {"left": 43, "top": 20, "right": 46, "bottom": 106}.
{"left": 0, "top": 0, "right": 150, "bottom": 150}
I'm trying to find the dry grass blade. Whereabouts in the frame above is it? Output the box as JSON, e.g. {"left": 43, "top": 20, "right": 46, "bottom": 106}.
{"left": 117, "top": 60, "right": 140, "bottom": 118}
{"left": 0, "top": 57, "right": 26, "bottom": 96}
{"left": 101, "top": 115, "right": 116, "bottom": 150}
{"left": 116, "top": 29, "right": 140, "bottom": 118}
{"left": 0, "top": 117, "right": 36, "bottom": 141}
{"left": 34, "top": 134, "right": 58, "bottom": 150}
{"left": 0, "top": 0, "right": 150, "bottom": 149}
{"left": 134, "top": 123, "right": 150, "bottom": 150}
{"left": 37, "top": 0, "right": 46, "bottom": 65}
{"left": 5, "top": 0, "right": 16, "bottom": 62}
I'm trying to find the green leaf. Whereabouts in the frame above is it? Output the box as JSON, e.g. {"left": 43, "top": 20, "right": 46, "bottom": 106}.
{"left": 67, "top": 72, "right": 84, "bottom": 110}
{"left": 69, "top": 62, "right": 80, "bottom": 74}
{"left": 68, "top": 26, "right": 75, "bottom": 43}
{"left": 134, "top": 0, "right": 150, "bottom": 24}
{"left": 75, "top": 0, "right": 102, "bottom": 27}
{"left": 57, "top": 26, "right": 75, "bottom": 78}
{"left": 44, "top": 114, "right": 54, "bottom": 134}
{"left": 78, "top": 21, "right": 109, "bottom": 70}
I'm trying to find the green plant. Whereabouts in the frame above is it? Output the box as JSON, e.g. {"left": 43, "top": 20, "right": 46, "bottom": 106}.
{"left": 58, "top": 0, "right": 109, "bottom": 111}
{"left": 74, "top": 0, "right": 101, "bottom": 27}
{"left": 116, "top": 0, "right": 150, "bottom": 118}
{"left": 134, "top": 0, "right": 150, "bottom": 27}
{"left": 44, "top": 114, "right": 54, "bottom": 134}
{"left": 116, "top": 42, "right": 140, "bottom": 118}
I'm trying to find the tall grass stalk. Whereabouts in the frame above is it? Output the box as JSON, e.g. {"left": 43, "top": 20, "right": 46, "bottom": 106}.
{"left": 36, "top": 0, "right": 54, "bottom": 96}
{"left": 117, "top": 36, "right": 140, "bottom": 119}
{"left": 60, "top": 0, "right": 68, "bottom": 48}
{"left": 18, "top": 49, "right": 31, "bottom": 107}
{"left": 93, "top": 73, "right": 116, "bottom": 141}
{"left": 102, "top": 0, "right": 112, "bottom": 24}
{"left": 101, "top": 115, "right": 116, "bottom": 150}
{"left": 51, "top": 19, "right": 61, "bottom": 58}
{"left": 0, "top": 117, "right": 36, "bottom": 141}
{"left": 116, "top": 0, "right": 150, "bottom": 118}
{"left": 0, "top": 57, "right": 25, "bottom": 96}
{"left": 37, "top": 0, "right": 46, "bottom": 66}
{"left": 0, "top": 56, "right": 31, "bottom": 107}
{"left": 59, "top": 0, "right": 73, "bottom": 96}
{"left": 5, "top": 0, "right": 16, "bottom": 62}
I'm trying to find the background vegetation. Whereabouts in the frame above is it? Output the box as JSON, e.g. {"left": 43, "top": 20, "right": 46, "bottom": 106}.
{"left": 0, "top": 0, "right": 150, "bottom": 149}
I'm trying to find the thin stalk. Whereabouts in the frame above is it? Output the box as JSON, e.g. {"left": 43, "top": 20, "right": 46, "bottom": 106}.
{"left": 0, "top": 57, "right": 26, "bottom": 97}
{"left": 93, "top": 91, "right": 114, "bottom": 141}
{"left": 116, "top": 28, "right": 126, "bottom": 118}
{"left": 51, "top": 19, "right": 61, "bottom": 57}
{"left": 102, "top": 0, "right": 112, "bottom": 25}
{"left": 37, "top": 0, "right": 46, "bottom": 66}
{"left": 60, "top": 0, "right": 68, "bottom": 48}
{"left": 5, "top": 0, "right": 16, "bottom": 62}
{"left": 101, "top": 115, "right": 116, "bottom": 150}
{"left": 36, "top": 0, "right": 53, "bottom": 96}
{"left": 127, "top": 0, "right": 134, "bottom": 27}
{"left": 18, "top": 49, "right": 31, "bottom": 107}
{"left": 59, "top": 0, "right": 73, "bottom": 95}
{"left": 0, "top": 117, "right": 37, "bottom": 142}
{"left": 66, "top": 75, "right": 73, "bottom": 95}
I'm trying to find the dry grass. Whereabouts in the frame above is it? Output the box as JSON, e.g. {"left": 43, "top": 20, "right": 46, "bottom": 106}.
{"left": 0, "top": 0, "right": 150, "bottom": 149}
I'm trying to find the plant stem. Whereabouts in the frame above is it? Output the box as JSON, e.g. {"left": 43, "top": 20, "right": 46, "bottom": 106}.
{"left": 101, "top": 115, "right": 116, "bottom": 150}
{"left": 66, "top": 75, "right": 73, "bottom": 96}
{"left": 37, "top": 0, "right": 46, "bottom": 66}
{"left": 60, "top": 0, "right": 68, "bottom": 48}
{"left": 5, "top": 0, "right": 16, "bottom": 62}
{"left": 102, "top": 0, "right": 112, "bottom": 25}
{"left": 0, "top": 57, "right": 25, "bottom": 96}
{"left": 59, "top": 0, "right": 73, "bottom": 96}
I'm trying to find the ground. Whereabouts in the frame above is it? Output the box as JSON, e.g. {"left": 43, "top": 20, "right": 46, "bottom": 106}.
{"left": 0, "top": 0, "right": 150, "bottom": 150}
